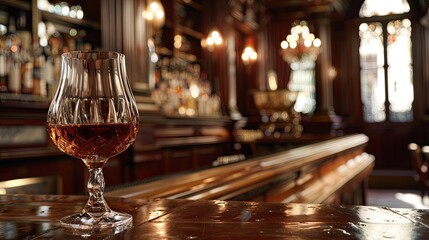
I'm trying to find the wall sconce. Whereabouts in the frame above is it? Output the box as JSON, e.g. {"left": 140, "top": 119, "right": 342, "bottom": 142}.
{"left": 241, "top": 46, "right": 257, "bottom": 64}
{"left": 280, "top": 20, "right": 321, "bottom": 65}
{"left": 142, "top": 0, "right": 165, "bottom": 29}
{"left": 201, "top": 29, "right": 223, "bottom": 52}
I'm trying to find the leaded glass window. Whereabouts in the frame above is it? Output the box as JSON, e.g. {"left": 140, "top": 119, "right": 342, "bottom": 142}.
{"left": 359, "top": 0, "right": 410, "bottom": 17}
{"left": 387, "top": 19, "right": 413, "bottom": 122}
{"left": 359, "top": 23, "right": 385, "bottom": 122}
{"left": 359, "top": 0, "right": 413, "bottom": 123}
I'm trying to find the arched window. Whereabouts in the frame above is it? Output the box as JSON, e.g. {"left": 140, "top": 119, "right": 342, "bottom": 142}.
{"left": 359, "top": 0, "right": 413, "bottom": 122}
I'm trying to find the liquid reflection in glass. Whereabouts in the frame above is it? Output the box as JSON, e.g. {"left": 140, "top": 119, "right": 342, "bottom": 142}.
{"left": 46, "top": 51, "right": 139, "bottom": 235}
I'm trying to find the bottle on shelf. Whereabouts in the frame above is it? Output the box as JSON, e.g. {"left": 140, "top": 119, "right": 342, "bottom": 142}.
{"left": 42, "top": 46, "right": 56, "bottom": 99}
{"left": 0, "top": 10, "right": 7, "bottom": 92}
{"left": 20, "top": 45, "right": 33, "bottom": 95}
{"left": 8, "top": 52, "right": 21, "bottom": 95}
{"left": 0, "top": 35, "right": 9, "bottom": 93}
{"left": 32, "top": 42, "right": 43, "bottom": 96}
{"left": 0, "top": 8, "right": 99, "bottom": 102}
{"left": 17, "top": 11, "right": 33, "bottom": 95}
{"left": 6, "top": 16, "right": 22, "bottom": 95}
{"left": 151, "top": 56, "right": 221, "bottom": 117}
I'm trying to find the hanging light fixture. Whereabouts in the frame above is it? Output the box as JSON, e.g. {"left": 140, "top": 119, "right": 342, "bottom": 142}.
{"left": 142, "top": 0, "right": 165, "bottom": 29}
{"left": 280, "top": 20, "right": 321, "bottom": 65}
{"left": 241, "top": 46, "right": 257, "bottom": 64}
{"left": 201, "top": 28, "right": 223, "bottom": 52}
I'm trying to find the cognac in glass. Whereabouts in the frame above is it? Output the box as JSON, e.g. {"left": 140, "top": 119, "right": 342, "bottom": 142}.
{"left": 47, "top": 51, "right": 139, "bottom": 234}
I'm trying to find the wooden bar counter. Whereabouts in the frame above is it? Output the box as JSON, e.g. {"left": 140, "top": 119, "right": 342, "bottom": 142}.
{"left": 106, "top": 134, "right": 374, "bottom": 204}
{"left": 1, "top": 194, "right": 429, "bottom": 239}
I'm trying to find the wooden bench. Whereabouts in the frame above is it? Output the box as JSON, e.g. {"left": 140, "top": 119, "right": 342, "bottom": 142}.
{"left": 106, "top": 134, "right": 374, "bottom": 204}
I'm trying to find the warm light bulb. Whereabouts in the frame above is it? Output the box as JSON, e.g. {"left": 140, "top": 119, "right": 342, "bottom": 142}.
{"left": 280, "top": 40, "right": 288, "bottom": 49}
{"left": 313, "top": 38, "right": 321, "bottom": 47}
{"left": 150, "top": 2, "right": 159, "bottom": 11}
{"left": 156, "top": 10, "right": 164, "bottom": 19}
{"left": 144, "top": 11, "right": 154, "bottom": 20}
{"left": 250, "top": 51, "right": 257, "bottom": 60}
{"left": 214, "top": 37, "right": 222, "bottom": 45}
{"left": 206, "top": 37, "right": 214, "bottom": 46}
{"left": 304, "top": 39, "right": 312, "bottom": 47}
{"left": 302, "top": 25, "right": 309, "bottom": 34}
{"left": 292, "top": 34, "right": 299, "bottom": 41}
{"left": 211, "top": 30, "right": 220, "bottom": 38}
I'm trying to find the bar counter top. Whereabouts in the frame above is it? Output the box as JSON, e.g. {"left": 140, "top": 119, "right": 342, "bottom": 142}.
{"left": 1, "top": 194, "right": 429, "bottom": 239}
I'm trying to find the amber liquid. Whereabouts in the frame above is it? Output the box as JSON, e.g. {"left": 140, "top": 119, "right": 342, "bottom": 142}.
{"left": 48, "top": 123, "right": 138, "bottom": 167}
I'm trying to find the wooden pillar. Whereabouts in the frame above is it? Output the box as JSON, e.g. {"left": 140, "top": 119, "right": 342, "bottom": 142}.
{"left": 314, "top": 17, "right": 334, "bottom": 115}
{"left": 101, "top": 0, "right": 150, "bottom": 91}
{"left": 101, "top": 0, "right": 160, "bottom": 116}
{"left": 304, "top": 17, "right": 341, "bottom": 135}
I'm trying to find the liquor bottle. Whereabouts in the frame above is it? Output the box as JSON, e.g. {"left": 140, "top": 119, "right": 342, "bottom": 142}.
{"left": 42, "top": 46, "right": 55, "bottom": 99}
{"left": 5, "top": 16, "right": 20, "bottom": 52}
{"left": 44, "top": 56, "right": 55, "bottom": 98}
{"left": 8, "top": 52, "right": 21, "bottom": 94}
{"left": 32, "top": 46, "right": 42, "bottom": 96}
{"left": 48, "top": 33, "right": 63, "bottom": 90}
{"left": 17, "top": 12, "right": 33, "bottom": 95}
{"left": 20, "top": 50, "right": 33, "bottom": 95}
{"left": 6, "top": 16, "right": 21, "bottom": 94}
{"left": 0, "top": 37, "right": 8, "bottom": 92}
{"left": 0, "top": 11, "right": 8, "bottom": 91}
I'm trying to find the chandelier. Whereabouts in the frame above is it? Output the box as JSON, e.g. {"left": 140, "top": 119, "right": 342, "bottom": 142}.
{"left": 280, "top": 21, "right": 321, "bottom": 65}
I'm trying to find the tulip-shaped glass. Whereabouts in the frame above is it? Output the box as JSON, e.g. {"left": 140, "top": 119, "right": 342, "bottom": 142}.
{"left": 46, "top": 51, "right": 139, "bottom": 233}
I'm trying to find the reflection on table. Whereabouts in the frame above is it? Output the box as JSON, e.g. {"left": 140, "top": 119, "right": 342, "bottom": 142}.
{"left": 1, "top": 194, "right": 429, "bottom": 239}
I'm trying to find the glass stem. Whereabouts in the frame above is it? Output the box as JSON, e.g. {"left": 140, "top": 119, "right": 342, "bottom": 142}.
{"left": 83, "top": 167, "right": 111, "bottom": 217}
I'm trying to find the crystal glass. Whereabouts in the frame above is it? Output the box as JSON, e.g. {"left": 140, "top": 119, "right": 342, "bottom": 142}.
{"left": 47, "top": 51, "right": 139, "bottom": 234}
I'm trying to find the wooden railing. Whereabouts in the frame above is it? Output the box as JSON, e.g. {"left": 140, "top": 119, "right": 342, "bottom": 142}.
{"left": 106, "top": 134, "right": 374, "bottom": 204}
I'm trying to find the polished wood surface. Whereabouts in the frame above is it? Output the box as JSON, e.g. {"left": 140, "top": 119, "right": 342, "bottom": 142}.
{"left": 1, "top": 194, "right": 429, "bottom": 239}
{"left": 106, "top": 134, "right": 374, "bottom": 205}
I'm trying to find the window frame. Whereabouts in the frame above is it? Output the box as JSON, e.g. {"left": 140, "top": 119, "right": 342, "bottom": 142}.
{"left": 358, "top": 12, "right": 414, "bottom": 123}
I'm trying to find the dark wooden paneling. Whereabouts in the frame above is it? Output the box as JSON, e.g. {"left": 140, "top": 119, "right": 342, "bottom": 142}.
{"left": 133, "top": 150, "right": 164, "bottom": 180}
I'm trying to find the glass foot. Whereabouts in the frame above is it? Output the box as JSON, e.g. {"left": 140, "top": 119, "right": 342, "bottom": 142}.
{"left": 60, "top": 211, "right": 132, "bottom": 236}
